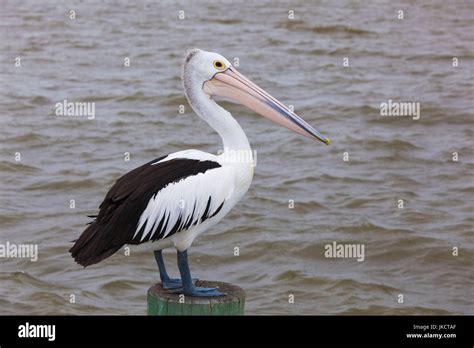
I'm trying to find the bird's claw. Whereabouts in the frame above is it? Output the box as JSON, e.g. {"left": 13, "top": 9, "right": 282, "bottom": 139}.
{"left": 183, "top": 286, "right": 226, "bottom": 297}
{"left": 161, "top": 278, "right": 198, "bottom": 290}
{"left": 170, "top": 286, "right": 226, "bottom": 297}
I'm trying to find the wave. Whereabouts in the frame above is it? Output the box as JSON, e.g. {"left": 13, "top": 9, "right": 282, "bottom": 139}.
{"left": 339, "top": 305, "right": 455, "bottom": 315}
{"left": 361, "top": 138, "right": 421, "bottom": 151}
{"left": 24, "top": 178, "right": 100, "bottom": 191}
{"left": 0, "top": 161, "right": 40, "bottom": 173}
{"left": 281, "top": 21, "right": 374, "bottom": 36}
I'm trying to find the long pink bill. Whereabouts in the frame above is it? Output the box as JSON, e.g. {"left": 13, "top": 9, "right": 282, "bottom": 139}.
{"left": 203, "top": 67, "right": 330, "bottom": 145}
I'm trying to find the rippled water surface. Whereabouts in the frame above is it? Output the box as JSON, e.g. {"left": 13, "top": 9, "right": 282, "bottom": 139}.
{"left": 1, "top": 0, "right": 473, "bottom": 315}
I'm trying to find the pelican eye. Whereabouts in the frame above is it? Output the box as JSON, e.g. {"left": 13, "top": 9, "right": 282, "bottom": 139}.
{"left": 213, "top": 60, "right": 225, "bottom": 70}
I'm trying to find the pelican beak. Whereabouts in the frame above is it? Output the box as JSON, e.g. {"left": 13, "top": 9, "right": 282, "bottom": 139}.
{"left": 203, "top": 67, "right": 330, "bottom": 145}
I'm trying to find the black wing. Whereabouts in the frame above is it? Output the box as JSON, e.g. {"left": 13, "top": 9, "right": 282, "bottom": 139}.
{"left": 69, "top": 155, "right": 223, "bottom": 267}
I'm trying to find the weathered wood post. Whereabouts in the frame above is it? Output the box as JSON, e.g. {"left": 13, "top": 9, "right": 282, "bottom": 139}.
{"left": 147, "top": 280, "right": 245, "bottom": 315}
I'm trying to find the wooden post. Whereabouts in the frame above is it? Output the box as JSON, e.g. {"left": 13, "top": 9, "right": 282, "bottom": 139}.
{"left": 147, "top": 280, "right": 245, "bottom": 315}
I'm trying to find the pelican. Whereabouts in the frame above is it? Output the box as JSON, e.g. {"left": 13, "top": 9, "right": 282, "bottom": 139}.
{"left": 70, "top": 49, "right": 330, "bottom": 297}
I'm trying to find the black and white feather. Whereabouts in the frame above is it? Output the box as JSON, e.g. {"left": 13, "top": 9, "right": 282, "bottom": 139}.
{"left": 70, "top": 151, "right": 233, "bottom": 266}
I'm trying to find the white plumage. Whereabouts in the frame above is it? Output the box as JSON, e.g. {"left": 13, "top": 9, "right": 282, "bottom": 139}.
{"left": 135, "top": 151, "right": 236, "bottom": 242}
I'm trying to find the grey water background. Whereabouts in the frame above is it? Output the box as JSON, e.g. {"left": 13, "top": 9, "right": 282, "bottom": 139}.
{"left": 0, "top": 0, "right": 473, "bottom": 315}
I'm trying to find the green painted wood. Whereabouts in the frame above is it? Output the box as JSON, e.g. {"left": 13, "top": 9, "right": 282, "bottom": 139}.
{"left": 147, "top": 280, "right": 245, "bottom": 315}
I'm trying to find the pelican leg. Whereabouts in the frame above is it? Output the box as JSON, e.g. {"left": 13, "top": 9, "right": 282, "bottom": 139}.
{"left": 154, "top": 250, "right": 197, "bottom": 290}
{"left": 177, "top": 249, "right": 225, "bottom": 297}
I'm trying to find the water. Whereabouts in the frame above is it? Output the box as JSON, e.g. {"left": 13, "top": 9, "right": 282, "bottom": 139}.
{"left": 0, "top": 0, "right": 473, "bottom": 315}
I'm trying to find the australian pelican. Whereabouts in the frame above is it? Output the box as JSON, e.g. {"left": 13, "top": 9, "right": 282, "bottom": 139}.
{"left": 70, "top": 49, "right": 330, "bottom": 297}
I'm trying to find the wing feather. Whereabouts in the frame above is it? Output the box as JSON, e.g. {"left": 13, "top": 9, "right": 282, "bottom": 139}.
{"left": 69, "top": 154, "right": 233, "bottom": 267}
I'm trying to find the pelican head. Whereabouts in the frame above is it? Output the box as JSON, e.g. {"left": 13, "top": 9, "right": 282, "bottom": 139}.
{"left": 183, "top": 48, "right": 330, "bottom": 145}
